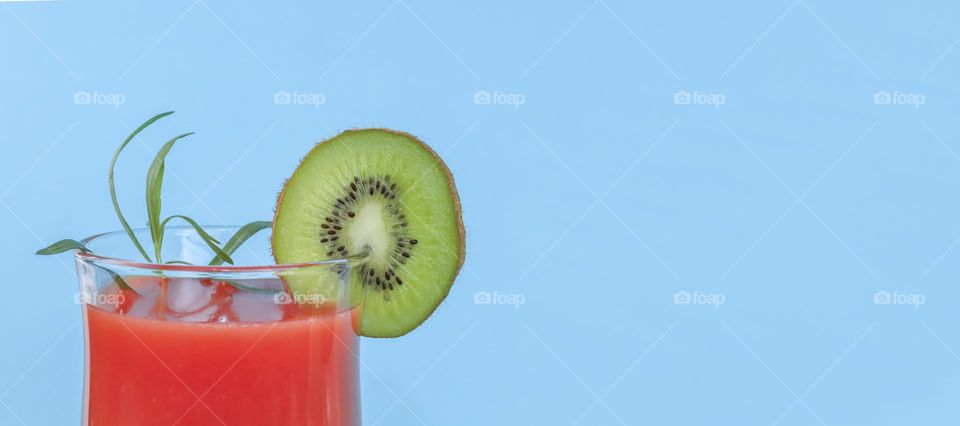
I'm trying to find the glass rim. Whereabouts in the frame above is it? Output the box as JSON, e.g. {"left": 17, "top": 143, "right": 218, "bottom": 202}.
{"left": 75, "top": 226, "right": 358, "bottom": 273}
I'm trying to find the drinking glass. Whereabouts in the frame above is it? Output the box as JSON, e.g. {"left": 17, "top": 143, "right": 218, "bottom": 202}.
{"left": 74, "top": 226, "right": 361, "bottom": 426}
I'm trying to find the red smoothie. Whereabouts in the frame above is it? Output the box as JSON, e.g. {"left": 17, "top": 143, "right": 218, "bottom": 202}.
{"left": 83, "top": 277, "right": 359, "bottom": 425}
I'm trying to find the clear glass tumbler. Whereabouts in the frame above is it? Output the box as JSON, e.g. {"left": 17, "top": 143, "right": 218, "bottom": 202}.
{"left": 74, "top": 226, "right": 361, "bottom": 426}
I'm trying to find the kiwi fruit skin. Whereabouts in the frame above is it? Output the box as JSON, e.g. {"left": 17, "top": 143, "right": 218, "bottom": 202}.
{"left": 273, "top": 128, "right": 465, "bottom": 338}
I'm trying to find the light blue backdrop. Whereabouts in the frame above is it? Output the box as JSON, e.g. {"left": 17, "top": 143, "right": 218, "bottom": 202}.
{"left": 2, "top": 0, "right": 960, "bottom": 425}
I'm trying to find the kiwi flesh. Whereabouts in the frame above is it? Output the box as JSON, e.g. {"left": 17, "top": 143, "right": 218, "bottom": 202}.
{"left": 272, "top": 129, "right": 464, "bottom": 337}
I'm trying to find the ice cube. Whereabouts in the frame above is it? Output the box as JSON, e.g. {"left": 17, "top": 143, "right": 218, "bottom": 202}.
{"left": 165, "top": 278, "right": 215, "bottom": 313}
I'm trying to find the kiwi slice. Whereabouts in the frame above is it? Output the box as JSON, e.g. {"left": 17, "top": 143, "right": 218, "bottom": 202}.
{"left": 273, "top": 129, "right": 465, "bottom": 337}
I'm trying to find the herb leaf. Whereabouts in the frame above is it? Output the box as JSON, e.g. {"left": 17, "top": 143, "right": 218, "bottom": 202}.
{"left": 43, "top": 111, "right": 268, "bottom": 277}
{"left": 223, "top": 280, "right": 279, "bottom": 294}
{"left": 146, "top": 132, "right": 195, "bottom": 263}
{"left": 36, "top": 239, "right": 89, "bottom": 255}
{"left": 35, "top": 240, "right": 137, "bottom": 293}
{"left": 106, "top": 270, "right": 135, "bottom": 292}
{"left": 110, "top": 111, "right": 175, "bottom": 262}
{"left": 161, "top": 215, "right": 234, "bottom": 265}
{"left": 209, "top": 221, "right": 271, "bottom": 266}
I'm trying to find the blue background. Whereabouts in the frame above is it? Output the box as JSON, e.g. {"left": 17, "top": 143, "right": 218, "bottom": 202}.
{"left": 2, "top": 0, "right": 960, "bottom": 424}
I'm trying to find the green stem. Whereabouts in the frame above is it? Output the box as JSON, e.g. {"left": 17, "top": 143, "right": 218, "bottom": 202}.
{"left": 109, "top": 111, "right": 175, "bottom": 262}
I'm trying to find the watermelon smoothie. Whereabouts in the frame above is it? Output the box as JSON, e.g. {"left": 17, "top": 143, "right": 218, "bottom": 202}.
{"left": 36, "top": 112, "right": 465, "bottom": 426}
{"left": 75, "top": 228, "right": 361, "bottom": 426}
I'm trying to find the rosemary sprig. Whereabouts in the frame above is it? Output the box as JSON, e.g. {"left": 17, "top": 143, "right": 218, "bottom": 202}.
{"left": 146, "top": 131, "right": 195, "bottom": 263}
{"left": 35, "top": 240, "right": 134, "bottom": 291}
{"left": 160, "top": 214, "right": 233, "bottom": 265}
{"left": 36, "top": 239, "right": 88, "bottom": 255}
{"left": 36, "top": 112, "right": 273, "bottom": 292}
{"left": 110, "top": 111, "right": 173, "bottom": 263}
{"left": 209, "top": 221, "right": 271, "bottom": 266}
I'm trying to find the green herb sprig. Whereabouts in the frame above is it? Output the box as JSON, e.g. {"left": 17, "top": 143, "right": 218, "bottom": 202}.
{"left": 36, "top": 111, "right": 270, "bottom": 276}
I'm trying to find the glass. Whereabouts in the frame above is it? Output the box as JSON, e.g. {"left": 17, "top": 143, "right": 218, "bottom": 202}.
{"left": 74, "top": 226, "right": 362, "bottom": 426}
